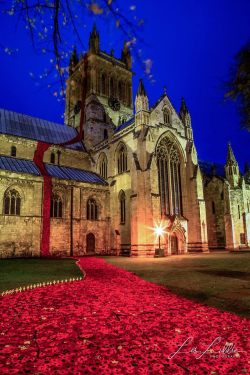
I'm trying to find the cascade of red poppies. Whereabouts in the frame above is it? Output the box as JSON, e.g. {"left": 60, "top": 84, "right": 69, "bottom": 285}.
{"left": 0, "top": 257, "right": 249, "bottom": 374}
{"left": 33, "top": 55, "right": 88, "bottom": 257}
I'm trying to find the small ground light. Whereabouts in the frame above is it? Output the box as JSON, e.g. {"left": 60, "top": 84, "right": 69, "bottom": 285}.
{"left": 154, "top": 224, "right": 167, "bottom": 257}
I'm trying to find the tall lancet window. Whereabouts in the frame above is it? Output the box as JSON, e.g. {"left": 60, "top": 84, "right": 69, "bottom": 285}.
{"left": 99, "top": 153, "right": 108, "bottom": 180}
{"left": 101, "top": 73, "right": 107, "bottom": 96}
{"left": 117, "top": 145, "right": 127, "bottom": 174}
{"left": 4, "top": 189, "right": 21, "bottom": 215}
{"left": 110, "top": 77, "right": 115, "bottom": 97}
{"left": 50, "top": 194, "right": 63, "bottom": 218}
{"left": 156, "top": 137, "right": 182, "bottom": 216}
{"left": 119, "top": 190, "right": 126, "bottom": 224}
{"left": 163, "top": 108, "right": 170, "bottom": 124}
{"left": 118, "top": 81, "right": 123, "bottom": 102}
{"left": 87, "top": 198, "right": 98, "bottom": 220}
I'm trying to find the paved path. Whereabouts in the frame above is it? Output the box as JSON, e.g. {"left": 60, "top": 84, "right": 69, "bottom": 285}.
{"left": 0, "top": 257, "right": 249, "bottom": 374}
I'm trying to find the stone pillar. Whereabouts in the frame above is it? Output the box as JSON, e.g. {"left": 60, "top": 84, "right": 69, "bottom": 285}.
{"left": 224, "top": 213, "right": 237, "bottom": 250}
{"left": 130, "top": 169, "right": 155, "bottom": 256}
{"left": 224, "top": 183, "right": 238, "bottom": 250}
{"left": 198, "top": 199, "right": 209, "bottom": 252}
{"left": 165, "top": 233, "right": 171, "bottom": 256}
{"left": 243, "top": 212, "right": 250, "bottom": 248}
{"left": 130, "top": 134, "right": 155, "bottom": 256}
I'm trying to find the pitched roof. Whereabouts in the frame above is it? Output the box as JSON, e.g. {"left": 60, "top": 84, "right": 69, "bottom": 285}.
{"left": 114, "top": 117, "right": 134, "bottom": 133}
{"left": 0, "top": 109, "right": 84, "bottom": 150}
{"left": 0, "top": 155, "right": 40, "bottom": 176}
{"left": 0, "top": 155, "right": 107, "bottom": 185}
{"left": 150, "top": 93, "right": 167, "bottom": 110}
{"left": 199, "top": 160, "right": 225, "bottom": 178}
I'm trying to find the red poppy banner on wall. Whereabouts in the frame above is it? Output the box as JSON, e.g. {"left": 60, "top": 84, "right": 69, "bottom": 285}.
{"left": 33, "top": 55, "right": 88, "bottom": 257}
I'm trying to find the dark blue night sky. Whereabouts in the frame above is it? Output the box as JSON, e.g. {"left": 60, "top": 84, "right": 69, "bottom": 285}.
{"left": 0, "top": 0, "right": 249, "bottom": 169}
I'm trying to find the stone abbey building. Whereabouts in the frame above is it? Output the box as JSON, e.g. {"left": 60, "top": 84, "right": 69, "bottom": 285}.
{"left": 0, "top": 25, "right": 249, "bottom": 258}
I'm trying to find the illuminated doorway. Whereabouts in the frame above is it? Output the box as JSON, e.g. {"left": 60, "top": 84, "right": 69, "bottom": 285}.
{"left": 86, "top": 233, "right": 95, "bottom": 254}
{"left": 170, "top": 234, "right": 178, "bottom": 254}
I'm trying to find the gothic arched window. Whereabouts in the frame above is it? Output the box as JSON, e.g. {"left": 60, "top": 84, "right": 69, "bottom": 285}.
{"left": 110, "top": 77, "right": 115, "bottom": 97}
{"left": 87, "top": 198, "right": 98, "bottom": 220}
{"left": 127, "top": 84, "right": 132, "bottom": 106}
{"left": 104, "top": 129, "right": 108, "bottom": 140}
{"left": 11, "top": 146, "right": 16, "bottom": 157}
{"left": 103, "top": 112, "right": 107, "bottom": 123}
{"left": 4, "top": 189, "right": 21, "bottom": 215}
{"left": 163, "top": 108, "right": 170, "bottom": 124}
{"left": 50, "top": 152, "right": 55, "bottom": 164}
{"left": 156, "top": 137, "right": 182, "bottom": 216}
{"left": 119, "top": 190, "right": 126, "bottom": 224}
{"left": 99, "top": 153, "right": 108, "bottom": 179}
{"left": 118, "top": 81, "right": 123, "bottom": 101}
{"left": 50, "top": 194, "right": 63, "bottom": 218}
{"left": 117, "top": 144, "right": 127, "bottom": 174}
{"left": 101, "top": 73, "right": 107, "bottom": 96}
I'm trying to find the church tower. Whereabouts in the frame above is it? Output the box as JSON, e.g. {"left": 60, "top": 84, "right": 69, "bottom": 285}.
{"left": 225, "top": 143, "right": 240, "bottom": 188}
{"left": 65, "top": 24, "right": 133, "bottom": 141}
{"left": 179, "top": 97, "right": 193, "bottom": 140}
{"left": 69, "top": 47, "right": 79, "bottom": 76}
{"left": 121, "top": 42, "right": 132, "bottom": 69}
{"left": 89, "top": 23, "right": 100, "bottom": 54}
{"left": 135, "top": 79, "right": 150, "bottom": 129}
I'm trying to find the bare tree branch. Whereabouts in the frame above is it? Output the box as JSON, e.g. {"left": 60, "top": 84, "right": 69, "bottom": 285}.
{"left": 1, "top": 0, "right": 148, "bottom": 98}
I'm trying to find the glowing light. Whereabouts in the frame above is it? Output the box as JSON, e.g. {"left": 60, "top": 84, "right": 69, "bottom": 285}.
{"left": 154, "top": 223, "right": 167, "bottom": 237}
{"left": 155, "top": 226, "right": 164, "bottom": 236}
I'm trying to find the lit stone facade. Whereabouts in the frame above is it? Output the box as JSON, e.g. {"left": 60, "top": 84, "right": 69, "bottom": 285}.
{"left": 0, "top": 26, "right": 249, "bottom": 258}
{"left": 202, "top": 147, "right": 250, "bottom": 250}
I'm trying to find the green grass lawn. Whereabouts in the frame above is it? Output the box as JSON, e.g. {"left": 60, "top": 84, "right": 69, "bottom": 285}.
{"left": 0, "top": 258, "right": 82, "bottom": 292}
{"left": 104, "top": 252, "right": 250, "bottom": 318}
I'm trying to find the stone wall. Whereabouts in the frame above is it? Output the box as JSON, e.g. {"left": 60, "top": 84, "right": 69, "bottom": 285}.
{"left": 93, "top": 94, "right": 209, "bottom": 255}
{"left": 0, "top": 171, "right": 43, "bottom": 258}
{"left": 0, "top": 134, "right": 90, "bottom": 170}
{"left": 204, "top": 176, "right": 250, "bottom": 250}
{"left": 204, "top": 178, "right": 226, "bottom": 248}
{"left": 0, "top": 170, "right": 110, "bottom": 258}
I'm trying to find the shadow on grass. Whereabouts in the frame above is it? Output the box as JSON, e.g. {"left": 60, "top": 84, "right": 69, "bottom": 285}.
{"left": 104, "top": 254, "right": 250, "bottom": 318}
{"left": 198, "top": 270, "right": 250, "bottom": 281}
{"left": 159, "top": 285, "right": 250, "bottom": 318}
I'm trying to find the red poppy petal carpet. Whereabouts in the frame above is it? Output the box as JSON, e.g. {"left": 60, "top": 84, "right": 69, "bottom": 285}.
{"left": 0, "top": 257, "right": 249, "bottom": 374}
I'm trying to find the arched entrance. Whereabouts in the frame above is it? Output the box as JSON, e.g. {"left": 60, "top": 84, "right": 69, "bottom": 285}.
{"left": 86, "top": 233, "right": 95, "bottom": 255}
{"left": 170, "top": 233, "right": 178, "bottom": 254}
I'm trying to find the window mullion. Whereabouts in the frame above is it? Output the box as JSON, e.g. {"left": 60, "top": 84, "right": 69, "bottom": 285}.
{"left": 176, "top": 163, "right": 182, "bottom": 215}
{"left": 174, "top": 163, "right": 179, "bottom": 214}
{"left": 164, "top": 159, "right": 170, "bottom": 215}
{"left": 157, "top": 159, "right": 163, "bottom": 216}
{"left": 161, "top": 159, "right": 166, "bottom": 215}
{"left": 168, "top": 160, "right": 173, "bottom": 215}
{"left": 172, "top": 161, "right": 177, "bottom": 214}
